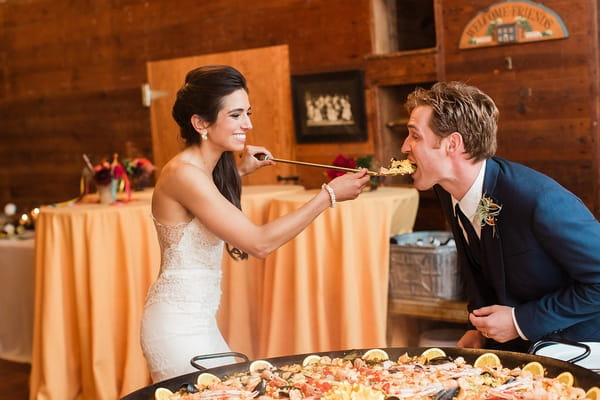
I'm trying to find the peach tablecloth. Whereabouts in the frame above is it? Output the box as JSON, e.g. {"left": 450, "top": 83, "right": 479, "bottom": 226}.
{"left": 30, "top": 193, "right": 161, "bottom": 400}
{"left": 259, "top": 186, "right": 419, "bottom": 358}
{"left": 29, "top": 185, "right": 418, "bottom": 399}
{"left": 0, "top": 237, "right": 35, "bottom": 363}
{"left": 219, "top": 185, "right": 305, "bottom": 360}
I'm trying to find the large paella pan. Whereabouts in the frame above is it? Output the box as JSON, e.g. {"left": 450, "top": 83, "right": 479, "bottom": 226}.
{"left": 122, "top": 347, "right": 600, "bottom": 400}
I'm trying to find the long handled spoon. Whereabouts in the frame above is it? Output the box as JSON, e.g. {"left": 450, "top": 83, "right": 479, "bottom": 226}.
{"left": 255, "top": 154, "right": 380, "bottom": 176}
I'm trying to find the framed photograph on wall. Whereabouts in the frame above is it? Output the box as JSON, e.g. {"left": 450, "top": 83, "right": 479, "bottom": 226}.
{"left": 291, "top": 70, "right": 367, "bottom": 143}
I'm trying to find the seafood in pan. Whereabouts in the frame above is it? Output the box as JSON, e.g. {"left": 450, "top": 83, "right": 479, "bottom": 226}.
{"left": 154, "top": 348, "right": 598, "bottom": 400}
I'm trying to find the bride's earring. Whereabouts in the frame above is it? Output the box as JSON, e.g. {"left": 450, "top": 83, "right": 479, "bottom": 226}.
{"left": 200, "top": 129, "right": 208, "bottom": 141}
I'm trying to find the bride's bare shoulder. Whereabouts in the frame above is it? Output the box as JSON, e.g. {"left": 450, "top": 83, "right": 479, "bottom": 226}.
{"left": 160, "top": 156, "right": 211, "bottom": 184}
{"left": 152, "top": 162, "right": 204, "bottom": 224}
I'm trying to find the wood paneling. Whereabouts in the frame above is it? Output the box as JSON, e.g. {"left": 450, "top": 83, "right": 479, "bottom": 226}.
{"left": 441, "top": 0, "right": 599, "bottom": 215}
{"left": 0, "top": 88, "right": 150, "bottom": 206}
{"left": 365, "top": 50, "right": 439, "bottom": 87}
{"left": 0, "top": 359, "right": 29, "bottom": 400}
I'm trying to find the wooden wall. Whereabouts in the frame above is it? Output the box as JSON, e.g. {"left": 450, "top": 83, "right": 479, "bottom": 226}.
{"left": 1, "top": 0, "right": 598, "bottom": 230}
{"left": 440, "top": 0, "right": 600, "bottom": 217}
{"left": 0, "top": 0, "right": 375, "bottom": 209}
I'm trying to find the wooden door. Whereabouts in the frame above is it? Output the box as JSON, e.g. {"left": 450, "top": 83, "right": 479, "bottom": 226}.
{"left": 146, "top": 45, "right": 296, "bottom": 184}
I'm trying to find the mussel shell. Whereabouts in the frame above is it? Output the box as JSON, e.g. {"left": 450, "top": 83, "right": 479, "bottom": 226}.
{"left": 277, "top": 385, "right": 296, "bottom": 397}
{"left": 434, "top": 386, "right": 460, "bottom": 400}
{"left": 179, "top": 382, "right": 198, "bottom": 393}
{"left": 386, "top": 367, "right": 403, "bottom": 373}
{"left": 254, "top": 379, "right": 267, "bottom": 396}
{"left": 428, "top": 356, "right": 454, "bottom": 365}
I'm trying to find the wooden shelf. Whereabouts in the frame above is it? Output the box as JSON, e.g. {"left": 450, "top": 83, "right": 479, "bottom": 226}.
{"left": 388, "top": 297, "right": 469, "bottom": 324}
{"left": 364, "top": 50, "right": 439, "bottom": 87}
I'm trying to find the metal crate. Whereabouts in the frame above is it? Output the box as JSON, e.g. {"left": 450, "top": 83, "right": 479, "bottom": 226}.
{"left": 389, "top": 231, "right": 463, "bottom": 301}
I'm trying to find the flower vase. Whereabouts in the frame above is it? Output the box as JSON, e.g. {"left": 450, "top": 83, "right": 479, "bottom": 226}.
{"left": 97, "top": 184, "right": 115, "bottom": 204}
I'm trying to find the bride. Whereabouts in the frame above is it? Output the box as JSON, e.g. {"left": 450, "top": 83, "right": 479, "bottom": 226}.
{"left": 140, "top": 65, "right": 370, "bottom": 383}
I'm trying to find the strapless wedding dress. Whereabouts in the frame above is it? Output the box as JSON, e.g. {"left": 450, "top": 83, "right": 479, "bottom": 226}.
{"left": 141, "top": 217, "right": 235, "bottom": 383}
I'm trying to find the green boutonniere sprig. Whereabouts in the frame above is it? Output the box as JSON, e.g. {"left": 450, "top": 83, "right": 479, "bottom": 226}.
{"left": 476, "top": 194, "right": 502, "bottom": 237}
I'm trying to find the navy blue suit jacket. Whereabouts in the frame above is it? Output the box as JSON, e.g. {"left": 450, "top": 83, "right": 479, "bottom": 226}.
{"left": 435, "top": 157, "right": 600, "bottom": 344}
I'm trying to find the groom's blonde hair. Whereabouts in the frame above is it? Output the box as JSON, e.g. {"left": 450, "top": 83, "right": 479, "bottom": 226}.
{"left": 405, "top": 81, "right": 498, "bottom": 161}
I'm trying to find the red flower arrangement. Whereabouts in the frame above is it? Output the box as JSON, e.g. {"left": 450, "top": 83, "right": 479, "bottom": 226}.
{"left": 93, "top": 155, "right": 128, "bottom": 186}
{"left": 82, "top": 153, "right": 132, "bottom": 203}
{"left": 123, "top": 158, "right": 156, "bottom": 190}
{"left": 327, "top": 154, "right": 357, "bottom": 180}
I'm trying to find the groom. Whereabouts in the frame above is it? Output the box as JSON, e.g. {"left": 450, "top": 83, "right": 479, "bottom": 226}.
{"left": 400, "top": 81, "right": 600, "bottom": 352}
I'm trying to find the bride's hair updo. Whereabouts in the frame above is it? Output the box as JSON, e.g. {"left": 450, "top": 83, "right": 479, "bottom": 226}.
{"left": 172, "top": 65, "right": 249, "bottom": 260}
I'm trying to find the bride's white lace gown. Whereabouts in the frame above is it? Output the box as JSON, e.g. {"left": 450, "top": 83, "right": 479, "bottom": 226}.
{"left": 141, "top": 217, "right": 235, "bottom": 383}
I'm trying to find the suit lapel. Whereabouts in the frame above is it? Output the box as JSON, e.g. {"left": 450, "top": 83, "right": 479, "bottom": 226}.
{"left": 481, "top": 159, "right": 507, "bottom": 302}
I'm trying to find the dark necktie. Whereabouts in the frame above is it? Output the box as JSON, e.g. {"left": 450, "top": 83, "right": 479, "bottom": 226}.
{"left": 455, "top": 203, "right": 481, "bottom": 265}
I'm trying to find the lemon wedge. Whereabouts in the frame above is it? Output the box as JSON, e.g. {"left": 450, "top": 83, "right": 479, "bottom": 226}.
{"left": 420, "top": 347, "right": 446, "bottom": 361}
{"left": 196, "top": 372, "right": 221, "bottom": 388}
{"left": 555, "top": 371, "right": 574, "bottom": 387}
{"left": 154, "top": 387, "right": 174, "bottom": 400}
{"left": 522, "top": 360, "right": 544, "bottom": 377}
{"left": 473, "top": 352, "right": 501, "bottom": 368}
{"left": 302, "top": 354, "right": 322, "bottom": 366}
{"left": 249, "top": 359, "right": 274, "bottom": 374}
{"left": 362, "top": 348, "right": 389, "bottom": 361}
{"left": 586, "top": 386, "right": 600, "bottom": 400}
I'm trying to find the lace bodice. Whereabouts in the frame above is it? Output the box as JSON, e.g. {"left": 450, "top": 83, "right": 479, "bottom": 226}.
{"left": 145, "top": 217, "right": 224, "bottom": 309}
{"left": 141, "top": 216, "right": 234, "bottom": 382}
{"left": 154, "top": 217, "right": 223, "bottom": 272}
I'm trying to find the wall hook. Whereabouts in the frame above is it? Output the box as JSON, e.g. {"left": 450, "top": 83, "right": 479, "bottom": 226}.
{"left": 141, "top": 83, "right": 168, "bottom": 107}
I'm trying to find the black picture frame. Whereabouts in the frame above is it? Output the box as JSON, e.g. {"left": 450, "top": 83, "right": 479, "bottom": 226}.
{"left": 291, "top": 70, "right": 367, "bottom": 143}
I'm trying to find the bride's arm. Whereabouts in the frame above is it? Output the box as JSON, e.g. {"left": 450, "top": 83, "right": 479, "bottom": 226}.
{"left": 167, "top": 164, "right": 369, "bottom": 259}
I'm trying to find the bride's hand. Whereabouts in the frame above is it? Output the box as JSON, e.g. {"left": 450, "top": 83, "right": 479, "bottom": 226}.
{"left": 238, "top": 145, "right": 275, "bottom": 176}
{"left": 327, "top": 169, "right": 370, "bottom": 202}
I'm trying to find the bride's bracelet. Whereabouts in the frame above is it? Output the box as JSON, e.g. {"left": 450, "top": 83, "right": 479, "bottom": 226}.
{"left": 321, "top": 183, "right": 336, "bottom": 208}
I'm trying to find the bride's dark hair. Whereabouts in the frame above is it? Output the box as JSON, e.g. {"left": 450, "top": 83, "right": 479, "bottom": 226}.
{"left": 172, "top": 65, "right": 248, "bottom": 260}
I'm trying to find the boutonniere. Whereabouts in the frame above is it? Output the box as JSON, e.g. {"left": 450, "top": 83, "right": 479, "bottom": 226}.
{"left": 476, "top": 194, "right": 502, "bottom": 237}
